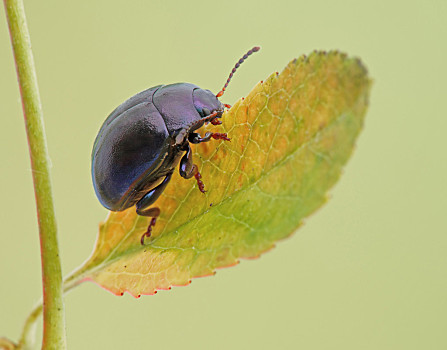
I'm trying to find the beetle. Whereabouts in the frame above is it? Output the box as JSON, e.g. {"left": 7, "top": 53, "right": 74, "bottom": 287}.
{"left": 92, "top": 46, "right": 260, "bottom": 244}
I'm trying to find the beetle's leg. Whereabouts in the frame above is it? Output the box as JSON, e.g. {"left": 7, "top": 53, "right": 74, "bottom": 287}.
{"left": 179, "top": 144, "right": 196, "bottom": 178}
{"left": 136, "top": 173, "right": 172, "bottom": 215}
{"left": 179, "top": 144, "right": 206, "bottom": 193}
{"left": 139, "top": 211, "right": 159, "bottom": 245}
{"left": 189, "top": 132, "right": 230, "bottom": 144}
{"left": 189, "top": 132, "right": 210, "bottom": 144}
{"left": 194, "top": 171, "right": 206, "bottom": 193}
{"left": 188, "top": 132, "right": 200, "bottom": 144}
{"left": 209, "top": 132, "right": 231, "bottom": 141}
{"left": 137, "top": 173, "right": 172, "bottom": 245}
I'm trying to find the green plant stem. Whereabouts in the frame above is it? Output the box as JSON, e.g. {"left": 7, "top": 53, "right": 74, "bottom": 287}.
{"left": 3, "top": 0, "right": 67, "bottom": 349}
{"left": 17, "top": 273, "right": 86, "bottom": 349}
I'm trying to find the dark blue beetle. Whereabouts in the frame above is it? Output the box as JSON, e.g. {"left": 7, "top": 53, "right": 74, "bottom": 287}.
{"left": 92, "top": 47, "right": 260, "bottom": 244}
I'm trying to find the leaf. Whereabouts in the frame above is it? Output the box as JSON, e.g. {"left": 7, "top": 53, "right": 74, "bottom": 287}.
{"left": 65, "top": 51, "right": 371, "bottom": 297}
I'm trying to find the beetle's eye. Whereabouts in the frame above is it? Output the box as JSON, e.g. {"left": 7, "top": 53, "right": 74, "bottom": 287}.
{"left": 202, "top": 108, "right": 210, "bottom": 117}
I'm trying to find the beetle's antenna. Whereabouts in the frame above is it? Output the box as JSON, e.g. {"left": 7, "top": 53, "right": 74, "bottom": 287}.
{"left": 216, "top": 46, "right": 261, "bottom": 98}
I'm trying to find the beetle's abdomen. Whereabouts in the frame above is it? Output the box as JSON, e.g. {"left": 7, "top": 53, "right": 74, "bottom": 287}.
{"left": 92, "top": 102, "right": 169, "bottom": 211}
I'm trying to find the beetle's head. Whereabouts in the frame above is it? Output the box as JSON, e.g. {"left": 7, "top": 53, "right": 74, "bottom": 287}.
{"left": 193, "top": 88, "right": 225, "bottom": 120}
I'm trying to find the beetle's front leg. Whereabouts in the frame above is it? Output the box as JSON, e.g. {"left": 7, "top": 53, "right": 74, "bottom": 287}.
{"left": 188, "top": 132, "right": 230, "bottom": 144}
{"left": 179, "top": 144, "right": 206, "bottom": 193}
{"left": 137, "top": 173, "right": 172, "bottom": 245}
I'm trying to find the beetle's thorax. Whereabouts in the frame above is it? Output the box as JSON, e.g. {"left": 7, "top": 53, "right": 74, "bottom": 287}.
{"left": 152, "top": 83, "right": 201, "bottom": 134}
{"left": 156, "top": 85, "right": 224, "bottom": 146}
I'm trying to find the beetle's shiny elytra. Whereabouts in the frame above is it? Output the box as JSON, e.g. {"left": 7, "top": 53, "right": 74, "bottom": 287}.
{"left": 92, "top": 47, "right": 260, "bottom": 244}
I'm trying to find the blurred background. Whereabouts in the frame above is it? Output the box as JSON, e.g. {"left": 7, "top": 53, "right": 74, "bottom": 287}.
{"left": 1, "top": 0, "right": 446, "bottom": 349}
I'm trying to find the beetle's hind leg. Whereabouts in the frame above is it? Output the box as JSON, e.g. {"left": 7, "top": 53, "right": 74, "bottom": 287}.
{"left": 180, "top": 144, "right": 206, "bottom": 193}
{"left": 136, "top": 173, "right": 172, "bottom": 215}
{"left": 137, "top": 173, "right": 172, "bottom": 245}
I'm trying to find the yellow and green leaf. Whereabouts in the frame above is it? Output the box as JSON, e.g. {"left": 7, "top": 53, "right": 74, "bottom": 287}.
{"left": 65, "top": 51, "right": 371, "bottom": 297}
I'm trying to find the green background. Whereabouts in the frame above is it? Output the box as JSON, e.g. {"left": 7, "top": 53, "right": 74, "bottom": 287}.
{"left": 1, "top": 0, "right": 445, "bottom": 349}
